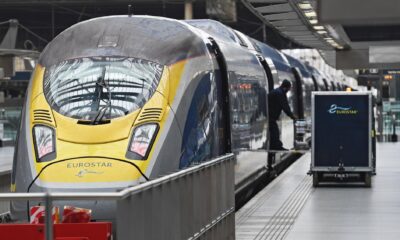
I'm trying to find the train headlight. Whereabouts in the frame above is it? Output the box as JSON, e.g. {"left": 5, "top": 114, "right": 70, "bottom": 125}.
{"left": 126, "top": 124, "right": 158, "bottom": 160}
{"left": 33, "top": 125, "right": 56, "bottom": 162}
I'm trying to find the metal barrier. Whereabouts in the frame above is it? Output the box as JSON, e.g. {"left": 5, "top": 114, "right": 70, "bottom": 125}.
{"left": 0, "top": 174, "right": 10, "bottom": 214}
{"left": 0, "top": 153, "right": 235, "bottom": 240}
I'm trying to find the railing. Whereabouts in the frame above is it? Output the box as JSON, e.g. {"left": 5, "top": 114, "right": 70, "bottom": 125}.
{"left": 380, "top": 101, "right": 400, "bottom": 142}
{"left": 0, "top": 106, "right": 22, "bottom": 142}
{"left": 0, "top": 153, "right": 235, "bottom": 240}
{"left": 0, "top": 174, "right": 10, "bottom": 215}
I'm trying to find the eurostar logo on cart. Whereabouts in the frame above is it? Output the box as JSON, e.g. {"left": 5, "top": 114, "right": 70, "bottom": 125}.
{"left": 328, "top": 104, "right": 358, "bottom": 115}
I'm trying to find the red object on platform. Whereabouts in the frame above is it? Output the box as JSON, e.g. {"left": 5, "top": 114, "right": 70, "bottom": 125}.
{"left": 30, "top": 206, "right": 60, "bottom": 224}
{"left": 0, "top": 222, "right": 112, "bottom": 240}
{"left": 62, "top": 206, "right": 92, "bottom": 223}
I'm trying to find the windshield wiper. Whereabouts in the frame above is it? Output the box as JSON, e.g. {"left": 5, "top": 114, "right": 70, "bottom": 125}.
{"left": 90, "top": 67, "right": 112, "bottom": 125}
{"left": 89, "top": 105, "right": 111, "bottom": 125}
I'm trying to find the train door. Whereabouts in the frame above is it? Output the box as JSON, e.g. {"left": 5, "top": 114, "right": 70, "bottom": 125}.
{"left": 208, "top": 38, "right": 231, "bottom": 153}
{"left": 209, "top": 34, "right": 268, "bottom": 154}
{"left": 291, "top": 67, "right": 305, "bottom": 119}
{"left": 255, "top": 55, "right": 275, "bottom": 151}
{"left": 257, "top": 55, "right": 275, "bottom": 92}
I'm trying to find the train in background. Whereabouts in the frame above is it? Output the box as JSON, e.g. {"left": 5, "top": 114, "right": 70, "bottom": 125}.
{"left": 10, "top": 15, "right": 356, "bottom": 222}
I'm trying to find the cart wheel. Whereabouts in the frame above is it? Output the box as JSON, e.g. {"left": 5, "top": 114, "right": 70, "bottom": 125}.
{"left": 312, "top": 173, "right": 319, "bottom": 187}
{"left": 364, "top": 173, "right": 372, "bottom": 188}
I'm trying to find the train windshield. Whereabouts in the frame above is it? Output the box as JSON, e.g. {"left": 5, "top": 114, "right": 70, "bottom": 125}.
{"left": 43, "top": 57, "right": 163, "bottom": 121}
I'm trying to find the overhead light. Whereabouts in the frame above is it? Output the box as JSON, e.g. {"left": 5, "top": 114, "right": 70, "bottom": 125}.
{"left": 324, "top": 37, "right": 333, "bottom": 41}
{"left": 309, "top": 19, "right": 318, "bottom": 24}
{"left": 317, "top": 30, "right": 327, "bottom": 34}
{"left": 298, "top": 2, "right": 313, "bottom": 10}
{"left": 332, "top": 43, "right": 343, "bottom": 49}
{"left": 304, "top": 11, "right": 317, "bottom": 18}
{"left": 313, "top": 25, "right": 325, "bottom": 30}
{"left": 331, "top": 42, "right": 344, "bottom": 49}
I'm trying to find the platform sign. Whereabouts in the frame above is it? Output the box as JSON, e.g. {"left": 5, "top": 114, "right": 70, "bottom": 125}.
{"left": 312, "top": 92, "right": 372, "bottom": 171}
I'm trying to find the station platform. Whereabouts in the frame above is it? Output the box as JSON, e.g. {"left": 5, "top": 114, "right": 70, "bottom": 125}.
{"left": 0, "top": 146, "right": 13, "bottom": 175}
{"left": 236, "top": 142, "right": 400, "bottom": 240}
{"left": 0, "top": 147, "right": 12, "bottom": 214}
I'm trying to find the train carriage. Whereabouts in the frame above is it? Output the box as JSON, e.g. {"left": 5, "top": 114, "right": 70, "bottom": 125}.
{"left": 11, "top": 15, "right": 319, "bottom": 222}
{"left": 11, "top": 15, "right": 232, "bottom": 221}
{"left": 251, "top": 39, "right": 299, "bottom": 150}
{"left": 306, "top": 65, "right": 327, "bottom": 91}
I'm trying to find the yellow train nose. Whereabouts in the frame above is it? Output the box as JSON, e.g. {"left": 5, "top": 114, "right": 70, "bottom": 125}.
{"left": 38, "top": 157, "right": 145, "bottom": 185}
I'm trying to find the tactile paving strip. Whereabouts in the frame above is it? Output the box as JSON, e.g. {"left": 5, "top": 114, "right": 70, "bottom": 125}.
{"left": 253, "top": 175, "right": 313, "bottom": 240}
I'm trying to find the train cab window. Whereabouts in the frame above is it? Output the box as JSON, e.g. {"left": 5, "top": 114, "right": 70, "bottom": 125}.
{"left": 43, "top": 57, "right": 163, "bottom": 121}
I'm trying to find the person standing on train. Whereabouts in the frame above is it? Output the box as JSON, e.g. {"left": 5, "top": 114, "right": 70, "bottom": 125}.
{"left": 268, "top": 79, "right": 297, "bottom": 151}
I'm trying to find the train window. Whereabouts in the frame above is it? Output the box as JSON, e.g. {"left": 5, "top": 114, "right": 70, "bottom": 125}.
{"left": 43, "top": 57, "right": 163, "bottom": 121}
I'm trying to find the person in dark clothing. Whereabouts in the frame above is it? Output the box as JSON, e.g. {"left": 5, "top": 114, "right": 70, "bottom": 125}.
{"left": 268, "top": 79, "right": 296, "bottom": 151}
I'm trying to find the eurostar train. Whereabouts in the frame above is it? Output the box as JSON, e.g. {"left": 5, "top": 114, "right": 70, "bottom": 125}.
{"left": 10, "top": 15, "right": 343, "bottom": 221}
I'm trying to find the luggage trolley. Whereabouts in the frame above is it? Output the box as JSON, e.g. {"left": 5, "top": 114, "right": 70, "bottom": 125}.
{"left": 310, "top": 92, "right": 373, "bottom": 187}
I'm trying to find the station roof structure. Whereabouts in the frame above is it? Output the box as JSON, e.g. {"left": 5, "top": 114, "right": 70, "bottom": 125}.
{"left": 243, "top": 0, "right": 400, "bottom": 69}
{"left": 242, "top": 0, "right": 335, "bottom": 51}
{"left": 2, "top": 0, "right": 400, "bottom": 70}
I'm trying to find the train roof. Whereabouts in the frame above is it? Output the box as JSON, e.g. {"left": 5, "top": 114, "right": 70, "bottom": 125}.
{"left": 185, "top": 19, "right": 240, "bottom": 44}
{"left": 305, "top": 64, "right": 326, "bottom": 87}
{"left": 39, "top": 15, "right": 208, "bottom": 67}
{"left": 186, "top": 20, "right": 294, "bottom": 74}
{"left": 306, "top": 64, "right": 323, "bottom": 80}
{"left": 252, "top": 40, "right": 291, "bottom": 72}
{"left": 283, "top": 54, "right": 311, "bottom": 78}
{"left": 305, "top": 64, "right": 321, "bottom": 76}
{"left": 310, "top": 65, "right": 334, "bottom": 85}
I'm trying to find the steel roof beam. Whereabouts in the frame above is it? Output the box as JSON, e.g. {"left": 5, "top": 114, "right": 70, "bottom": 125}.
{"left": 255, "top": 3, "right": 292, "bottom": 14}
{"left": 270, "top": 20, "right": 304, "bottom": 26}
{"left": 249, "top": 0, "right": 287, "bottom": 3}
{"left": 263, "top": 12, "right": 298, "bottom": 20}
{"left": 276, "top": 25, "right": 309, "bottom": 31}
{"left": 282, "top": 31, "right": 314, "bottom": 36}
{"left": 293, "top": 37, "right": 319, "bottom": 41}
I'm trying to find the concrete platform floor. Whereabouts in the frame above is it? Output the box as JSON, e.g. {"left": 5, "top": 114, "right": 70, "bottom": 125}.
{"left": 0, "top": 146, "right": 13, "bottom": 175}
{"left": 236, "top": 142, "right": 400, "bottom": 240}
